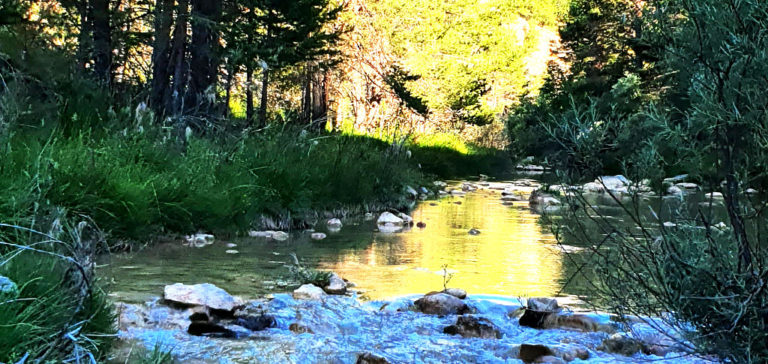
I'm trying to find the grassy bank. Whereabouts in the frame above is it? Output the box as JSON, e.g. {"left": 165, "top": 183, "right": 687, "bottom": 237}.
{"left": 0, "top": 126, "right": 434, "bottom": 247}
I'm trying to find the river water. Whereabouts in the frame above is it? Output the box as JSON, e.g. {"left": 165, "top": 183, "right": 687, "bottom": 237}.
{"left": 105, "top": 179, "right": 586, "bottom": 304}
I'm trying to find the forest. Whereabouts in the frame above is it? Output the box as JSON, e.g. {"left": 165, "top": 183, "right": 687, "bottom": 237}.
{"left": 1, "top": 0, "right": 767, "bottom": 362}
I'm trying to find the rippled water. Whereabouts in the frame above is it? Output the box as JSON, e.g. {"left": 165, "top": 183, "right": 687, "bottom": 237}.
{"left": 104, "top": 180, "right": 588, "bottom": 303}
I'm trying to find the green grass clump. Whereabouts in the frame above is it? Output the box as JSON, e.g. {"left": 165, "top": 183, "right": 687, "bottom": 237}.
{"left": 0, "top": 227, "right": 116, "bottom": 362}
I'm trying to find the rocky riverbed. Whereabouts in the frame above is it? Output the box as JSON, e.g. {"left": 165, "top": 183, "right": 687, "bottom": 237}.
{"left": 113, "top": 282, "right": 714, "bottom": 363}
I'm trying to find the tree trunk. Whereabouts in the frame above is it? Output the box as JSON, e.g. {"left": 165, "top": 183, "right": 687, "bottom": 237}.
{"left": 91, "top": 0, "right": 112, "bottom": 85}
{"left": 188, "top": 0, "right": 222, "bottom": 116}
{"left": 310, "top": 70, "right": 328, "bottom": 131}
{"left": 150, "top": 0, "right": 174, "bottom": 116}
{"left": 258, "top": 67, "right": 269, "bottom": 127}
{"left": 246, "top": 64, "right": 254, "bottom": 123}
{"left": 301, "top": 66, "right": 312, "bottom": 124}
{"left": 76, "top": 0, "right": 92, "bottom": 71}
{"left": 168, "top": 0, "right": 189, "bottom": 116}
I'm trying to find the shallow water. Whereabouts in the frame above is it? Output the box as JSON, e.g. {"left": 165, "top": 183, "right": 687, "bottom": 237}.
{"left": 104, "top": 180, "right": 587, "bottom": 303}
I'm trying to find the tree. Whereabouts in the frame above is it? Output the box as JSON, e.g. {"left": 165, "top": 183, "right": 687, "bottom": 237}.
{"left": 187, "top": 0, "right": 222, "bottom": 116}
{"left": 150, "top": 0, "right": 174, "bottom": 115}
{"left": 251, "top": 0, "right": 342, "bottom": 127}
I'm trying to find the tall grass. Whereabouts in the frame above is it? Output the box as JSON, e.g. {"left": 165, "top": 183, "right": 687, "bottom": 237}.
{"left": 0, "top": 125, "right": 426, "bottom": 246}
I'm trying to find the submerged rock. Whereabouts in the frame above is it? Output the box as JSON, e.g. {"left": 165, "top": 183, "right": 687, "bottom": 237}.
{"left": 271, "top": 231, "right": 290, "bottom": 241}
{"left": 443, "top": 315, "right": 502, "bottom": 339}
{"left": 598, "top": 334, "right": 645, "bottom": 356}
{"left": 416, "top": 222, "right": 427, "bottom": 229}
{"left": 293, "top": 284, "right": 327, "bottom": 300}
{"left": 233, "top": 314, "right": 276, "bottom": 331}
{"left": 324, "top": 273, "right": 347, "bottom": 295}
{"left": 163, "top": 283, "right": 244, "bottom": 312}
{"left": 289, "top": 322, "right": 314, "bottom": 334}
{"left": 414, "top": 293, "right": 469, "bottom": 316}
{"left": 468, "top": 228, "right": 481, "bottom": 235}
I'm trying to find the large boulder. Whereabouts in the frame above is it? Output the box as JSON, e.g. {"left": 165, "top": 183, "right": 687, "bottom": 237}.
{"left": 414, "top": 293, "right": 469, "bottom": 316}
{"left": 293, "top": 284, "right": 327, "bottom": 300}
{"left": 323, "top": 273, "right": 348, "bottom": 295}
{"left": 443, "top": 315, "right": 502, "bottom": 339}
{"left": 163, "top": 283, "right": 244, "bottom": 312}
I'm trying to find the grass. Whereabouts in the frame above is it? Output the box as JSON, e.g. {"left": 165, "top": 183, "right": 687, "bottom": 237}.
{"left": 0, "top": 225, "right": 116, "bottom": 363}
{"left": 0, "top": 125, "right": 429, "bottom": 247}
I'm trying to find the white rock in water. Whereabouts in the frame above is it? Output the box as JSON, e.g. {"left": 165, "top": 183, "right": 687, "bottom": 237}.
{"left": 443, "top": 288, "right": 468, "bottom": 300}
{"left": 706, "top": 192, "right": 724, "bottom": 199}
{"left": 249, "top": 230, "right": 274, "bottom": 238}
{"left": 163, "top": 283, "right": 244, "bottom": 311}
{"left": 293, "top": 284, "right": 327, "bottom": 300}
{"left": 598, "top": 175, "right": 630, "bottom": 191}
{"left": 324, "top": 273, "right": 347, "bottom": 295}
{"left": 327, "top": 218, "right": 343, "bottom": 228}
{"left": 405, "top": 185, "right": 419, "bottom": 198}
{"left": 226, "top": 243, "right": 237, "bottom": 248}
{"left": 666, "top": 186, "right": 684, "bottom": 196}
{"left": 271, "top": 231, "right": 290, "bottom": 241}
{"left": 311, "top": 232, "right": 327, "bottom": 240}
{"left": 185, "top": 233, "right": 214, "bottom": 248}
{"left": 675, "top": 182, "right": 699, "bottom": 191}
{"left": 225, "top": 250, "right": 239, "bottom": 254}
{"left": 663, "top": 222, "right": 677, "bottom": 228}
{"left": 377, "top": 212, "right": 405, "bottom": 226}
{"left": 377, "top": 224, "right": 404, "bottom": 234}
{"left": 527, "top": 297, "right": 559, "bottom": 312}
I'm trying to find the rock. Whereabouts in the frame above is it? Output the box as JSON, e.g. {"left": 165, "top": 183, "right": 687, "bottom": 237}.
{"left": 356, "top": 353, "right": 390, "bottom": 364}
{"left": 327, "top": 218, "right": 343, "bottom": 229}
{"left": 583, "top": 182, "right": 606, "bottom": 194}
{"left": 535, "top": 356, "right": 565, "bottom": 364}
{"left": 666, "top": 185, "right": 684, "bottom": 196}
{"left": 163, "top": 283, "right": 244, "bottom": 312}
{"left": 225, "top": 243, "right": 237, "bottom": 248}
{"left": 398, "top": 213, "right": 414, "bottom": 226}
{"left": 416, "top": 222, "right": 426, "bottom": 229}
{"left": 184, "top": 233, "right": 214, "bottom": 247}
{"left": 405, "top": 186, "right": 419, "bottom": 199}
{"left": 293, "top": 284, "right": 327, "bottom": 300}
{"left": 419, "top": 187, "right": 430, "bottom": 194}
{"left": 377, "top": 212, "right": 405, "bottom": 226}
{"left": 468, "top": 228, "right": 481, "bottom": 235}
{"left": 233, "top": 315, "right": 276, "bottom": 331}
{"left": 187, "top": 321, "right": 236, "bottom": 338}
{"left": 289, "top": 323, "right": 314, "bottom": 334}
{"left": 433, "top": 181, "right": 447, "bottom": 188}
{"left": 443, "top": 288, "right": 467, "bottom": 299}
{"left": 0, "top": 275, "right": 18, "bottom": 300}
{"left": 519, "top": 298, "right": 559, "bottom": 329}
{"left": 248, "top": 230, "right": 273, "bottom": 238}
{"left": 414, "top": 293, "right": 469, "bottom": 316}
{"left": 664, "top": 174, "right": 689, "bottom": 184}
{"left": 225, "top": 250, "right": 239, "bottom": 254}
{"left": 675, "top": 182, "right": 699, "bottom": 191}
{"left": 705, "top": 192, "right": 724, "bottom": 199}
{"left": 516, "top": 164, "right": 546, "bottom": 172}
{"left": 560, "top": 348, "right": 590, "bottom": 361}
{"left": 529, "top": 190, "right": 561, "bottom": 207}
{"left": 598, "top": 175, "right": 630, "bottom": 191}
{"left": 271, "top": 231, "right": 290, "bottom": 241}
{"left": 323, "top": 273, "right": 347, "bottom": 295}
{"left": 746, "top": 188, "right": 759, "bottom": 195}
{"left": 311, "top": 232, "right": 327, "bottom": 240}
{"left": 663, "top": 221, "right": 677, "bottom": 228}
{"left": 598, "top": 334, "right": 644, "bottom": 356}
{"left": 519, "top": 344, "right": 554, "bottom": 363}
{"left": 443, "top": 315, "right": 501, "bottom": 339}
{"left": 527, "top": 297, "right": 559, "bottom": 312}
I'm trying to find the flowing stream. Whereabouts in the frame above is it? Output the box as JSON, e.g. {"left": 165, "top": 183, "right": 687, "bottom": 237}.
{"left": 104, "top": 178, "right": 714, "bottom": 363}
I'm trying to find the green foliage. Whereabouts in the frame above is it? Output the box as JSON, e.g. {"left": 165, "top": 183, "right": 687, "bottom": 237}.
{"left": 384, "top": 65, "right": 429, "bottom": 117}
{"left": 0, "top": 226, "right": 116, "bottom": 362}
{"left": 371, "top": 0, "right": 568, "bottom": 127}
{"left": 133, "top": 343, "right": 174, "bottom": 364}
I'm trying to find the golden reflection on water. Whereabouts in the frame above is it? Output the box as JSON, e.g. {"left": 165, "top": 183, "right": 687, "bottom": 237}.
{"left": 321, "top": 189, "right": 563, "bottom": 300}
